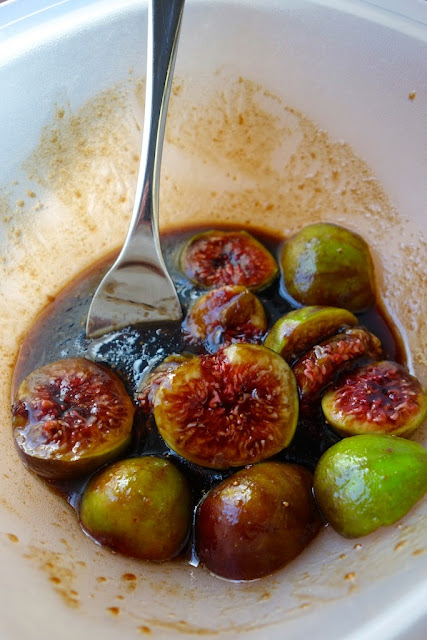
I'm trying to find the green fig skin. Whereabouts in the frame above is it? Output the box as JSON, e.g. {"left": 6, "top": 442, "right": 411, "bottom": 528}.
{"left": 80, "top": 456, "right": 192, "bottom": 561}
{"left": 314, "top": 435, "right": 427, "bottom": 538}
{"left": 281, "top": 223, "right": 376, "bottom": 312}
{"left": 264, "top": 305, "right": 358, "bottom": 364}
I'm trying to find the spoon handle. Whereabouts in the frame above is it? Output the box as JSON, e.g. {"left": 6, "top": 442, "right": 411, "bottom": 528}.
{"left": 118, "top": 0, "right": 185, "bottom": 278}
{"left": 86, "top": 0, "right": 184, "bottom": 338}
{"left": 135, "top": 0, "right": 185, "bottom": 229}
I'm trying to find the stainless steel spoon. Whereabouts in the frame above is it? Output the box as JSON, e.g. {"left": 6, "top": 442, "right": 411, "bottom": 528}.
{"left": 86, "top": 0, "right": 185, "bottom": 339}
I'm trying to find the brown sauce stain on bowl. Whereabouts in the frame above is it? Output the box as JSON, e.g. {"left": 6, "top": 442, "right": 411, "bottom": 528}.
{"left": 6, "top": 533, "right": 19, "bottom": 543}
{"left": 394, "top": 539, "right": 408, "bottom": 551}
{"left": 122, "top": 572, "right": 137, "bottom": 581}
{"left": 22, "top": 546, "right": 81, "bottom": 609}
{"left": 258, "top": 592, "right": 271, "bottom": 601}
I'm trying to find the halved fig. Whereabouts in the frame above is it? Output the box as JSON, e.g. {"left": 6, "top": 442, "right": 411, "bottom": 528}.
{"left": 281, "top": 222, "right": 376, "bottom": 312}
{"left": 181, "top": 230, "right": 278, "bottom": 290}
{"left": 135, "top": 353, "right": 194, "bottom": 413}
{"left": 264, "top": 306, "right": 358, "bottom": 364}
{"left": 80, "top": 456, "right": 192, "bottom": 561}
{"left": 183, "top": 285, "right": 267, "bottom": 352}
{"left": 153, "top": 344, "right": 299, "bottom": 469}
{"left": 322, "top": 361, "right": 427, "bottom": 437}
{"left": 12, "top": 358, "right": 134, "bottom": 480}
{"left": 195, "top": 462, "right": 321, "bottom": 580}
{"left": 292, "top": 326, "right": 382, "bottom": 404}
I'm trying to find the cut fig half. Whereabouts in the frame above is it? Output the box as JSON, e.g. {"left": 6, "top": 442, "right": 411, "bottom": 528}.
{"left": 180, "top": 230, "right": 278, "bottom": 290}
{"left": 12, "top": 358, "right": 135, "bottom": 480}
{"left": 135, "top": 353, "right": 194, "bottom": 413}
{"left": 321, "top": 360, "right": 427, "bottom": 437}
{"left": 183, "top": 285, "right": 267, "bottom": 352}
{"left": 292, "top": 326, "right": 382, "bottom": 404}
{"left": 153, "top": 343, "right": 299, "bottom": 469}
{"left": 264, "top": 305, "right": 358, "bottom": 364}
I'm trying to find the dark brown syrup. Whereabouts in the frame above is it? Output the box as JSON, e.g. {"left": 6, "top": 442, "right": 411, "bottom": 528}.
{"left": 12, "top": 226, "right": 405, "bottom": 556}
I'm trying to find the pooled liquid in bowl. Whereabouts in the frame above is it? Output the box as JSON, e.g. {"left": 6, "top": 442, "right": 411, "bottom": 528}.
{"left": 11, "top": 225, "right": 405, "bottom": 574}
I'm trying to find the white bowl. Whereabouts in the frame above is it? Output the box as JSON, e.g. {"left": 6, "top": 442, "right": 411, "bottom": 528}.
{"left": 0, "top": 1, "right": 426, "bottom": 639}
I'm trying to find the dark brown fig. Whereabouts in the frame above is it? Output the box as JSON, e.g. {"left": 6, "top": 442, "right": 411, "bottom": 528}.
{"left": 153, "top": 344, "right": 299, "bottom": 469}
{"left": 135, "top": 353, "right": 194, "bottom": 412}
{"left": 12, "top": 358, "right": 134, "bottom": 480}
{"left": 181, "top": 230, "right": 278, "bottom": 290}
{"left": 182, "top": 285, "right": 267, "bottom": 352}
{"left": 80, "top": 456, "right": 192, "bottom": 561}
{"left": 281, "top": 222, "right": 376, "bottom": 312}
{"left": 264, "top": 305, "right": 358, "bottom": 364}
{"left": 292, "top": 326, "right": 382, "bottom": 404}
{"left": 321, "top": 361, "right": 427, "bottom": 438}
{"left": 195, "top": 462, "right": 321, "bottom": 580}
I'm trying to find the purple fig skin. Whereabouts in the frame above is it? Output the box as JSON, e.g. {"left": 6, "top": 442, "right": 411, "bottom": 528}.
{"left": 196, "top": 462, "right": 321, "bottom": 580}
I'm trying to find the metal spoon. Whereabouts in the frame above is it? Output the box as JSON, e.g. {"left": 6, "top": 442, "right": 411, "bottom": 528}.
{"left": 86, "top": 0, "right": 185, "bottom": 339}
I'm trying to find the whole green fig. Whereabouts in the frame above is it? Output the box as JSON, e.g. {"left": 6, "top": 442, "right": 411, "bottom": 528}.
{"left": 281, "top": 222, "right": 375, "bottom": 312}
{"left": 80, "top": 456, "right": 192, "bottom": 560}
{"left": 314, "top": 434, "right": 427, "bottom": 537}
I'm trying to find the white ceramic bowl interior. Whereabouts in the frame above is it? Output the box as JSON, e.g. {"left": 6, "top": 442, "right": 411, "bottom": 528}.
{"left": 0, "top": 1, "right": 426, "bottom": 639}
